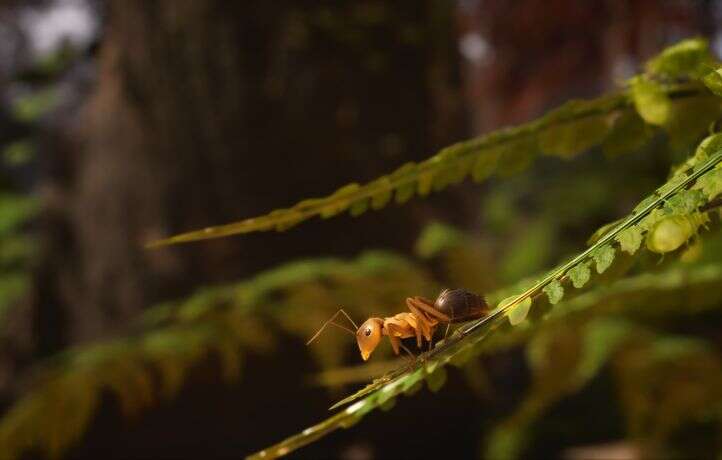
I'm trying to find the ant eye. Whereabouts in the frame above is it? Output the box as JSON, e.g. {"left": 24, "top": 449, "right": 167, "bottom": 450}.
{"left": 364, "top": 328, "right": 372, "bottom": 337}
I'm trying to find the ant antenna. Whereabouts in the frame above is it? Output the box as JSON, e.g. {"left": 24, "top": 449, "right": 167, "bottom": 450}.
{"left": 306, "top": 308, "right": 359, "bottom": 345}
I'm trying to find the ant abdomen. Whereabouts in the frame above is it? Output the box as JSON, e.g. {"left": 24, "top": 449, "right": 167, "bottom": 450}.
{"left": 433, "top": 288, "right": 489, "bottom": 323}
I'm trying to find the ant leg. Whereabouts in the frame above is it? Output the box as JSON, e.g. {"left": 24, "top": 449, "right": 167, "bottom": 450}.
{"left": 385, "top": 327, "right": 402, "bottom": 356}
{"left": 406, "top": 303, "right": 433, "bottom": 341}
{"left": 399, "top": 343, "right": 418, "bottom": 365}
{"left": 413, "top": 320, "right": 423, "bottom": 348}
{"left": 407, "top": 297, "right": 451, "bottom": 322}
{"left": 418, "top": 296, "right": 435, "bottom": 305}
{"left": 401, "top": 313, "right": 423, "bottom": 348}
{"left": 400, "top": 343, "right": 416, "bottom": 358}
{"left": 444, "top": 323, "right": 451, "bottom": 341}
{"left": 389, "top": 337, "right": 416, "bottom": 369}
{"left": 427, "top": 323, "right": 440, "bottom": 351}
{"left": 389, "top": 335, "right": 402, "bottom": 356}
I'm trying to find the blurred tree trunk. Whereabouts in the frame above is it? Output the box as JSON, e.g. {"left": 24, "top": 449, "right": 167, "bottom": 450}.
{"left": 28, "top": 0, "right": 463, "bottom": 350}
{"left": 9, "top": 1, "right": 466, "bottom": 456}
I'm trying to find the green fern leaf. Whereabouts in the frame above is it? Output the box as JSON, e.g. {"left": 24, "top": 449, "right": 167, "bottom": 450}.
{"left": 472, "top": 149, "right": 500, "bottom": 182}
{"left": 663, "top": 95, "right": 722, "bottom": 152}
{"left": 602, "top": 111, "right": 653, "bottom": 158}
{"left": 349, "top": 199, "right": 369, "bottom": 216}
{"left": 425, "top": 367, "right": 448, "bottom": 393}
{"left": 538, "top": 114, "right": 610, "bottom": 158}
{"left": 320, "top": 183, "right": 361, "bottom": 218}
{"left": 592, "top": 245, "right": 615, "bottom": 274}
{"left": 144, "top": 36, "right": 717, "bottom": 249}
{"left": 370, "top": 180, "right": 392, "bottom": 209}
{"left": 694, "top": 168, "right": 722, "bottom": 198}
{"left": 150, "top": 89, "right": 704, "bottom": 248}
{"left": 495, "top": 136, "right": 538, "bottom": 176}
{"left": 574, "top": 319, "right": 633, "bottom": 382}
{"left": 568, "top": 261, "right": 591, "bottom": 288}
{"left": 645, "top": 37, "right": 714, "bottom": 79}
{"left": 414, "top": 222, "right": 466, "bottom": 259}
{"left": 587, "top": 218, "right": 625, "bottom": 245}
{"left": 378, "top": 397, "right": 397, "bottom": 412}
{"left": 502, "top": 296, "right": 533, "bottom": 326}
{"left": 632, "top": 78, "right": 671, "bottom": 126}
{"left": 616, "top": 227, "right": 644, "bottom": 255}
{"left": 703, "top": 68, "right": 722, "bottom": 97}
{"left": 664, "top": 189, "right": 705, "bottom": 215}
{"left": 646, "top": 215, "right": 698, "bottom": 254}
{"left": 692, "top": 133, "right": 722, "bottom": 164}
{"left": 543, "top": 280, "right": 564, "bottom": 305}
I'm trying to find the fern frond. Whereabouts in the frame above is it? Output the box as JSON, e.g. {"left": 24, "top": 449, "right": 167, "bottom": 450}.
{"left": 147, "top": 38, "right": 720, "bottom": 248}
{"left": 149, "top": 82, "right": 715, "bottom": 248}
{"left": 485, "top": 320, "right": 722, "bottom": 460}
{"left": 249, "top": 261, "right": 722, "bottom": 459}
{"left": 484, "top": 255, "right": 722, "bottom": 460}
{"left": 247, "top": 142, "right": 722, "bottom": 459}
{"left": 0, "top": 250, "right": 434, "bottom": 460}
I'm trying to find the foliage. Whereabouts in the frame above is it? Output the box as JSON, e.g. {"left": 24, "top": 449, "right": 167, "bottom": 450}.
{"left": 249, "top": 140, "right": 722, "bottom": 458}
{"left": 3, "top": 38, "right": 722, "bottom": 460}
{"left": 243, "top": 38, "right": 722, "bottom": 458}
{"left": 0, "top": 187, "right": 38, "bottom": 325}
{"left": 147, "top": 39, "right": 719, "bottom": 247}
{"left": 0, "top": 251, "right": 435, "bottom": 459}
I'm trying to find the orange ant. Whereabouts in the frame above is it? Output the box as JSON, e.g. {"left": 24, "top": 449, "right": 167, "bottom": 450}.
{"left": 307, "top": 289, "right": 489, "bottom": 361}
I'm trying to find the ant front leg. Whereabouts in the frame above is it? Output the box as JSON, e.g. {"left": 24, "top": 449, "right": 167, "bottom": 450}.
{"left": 386, "top": 332, "right": 402, "bottom": 356}
{"left": 387, "top": 335, "right": 416, "bottom": 369}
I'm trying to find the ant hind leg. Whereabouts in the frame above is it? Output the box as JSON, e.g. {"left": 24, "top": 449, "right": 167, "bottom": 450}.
{"left": 399, "top": 343, "right": 419, "bottom": 370}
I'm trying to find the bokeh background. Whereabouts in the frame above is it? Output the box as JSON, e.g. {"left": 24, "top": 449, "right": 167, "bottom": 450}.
{"left": 0, "top": 1, "right": 721, "bottom": 459}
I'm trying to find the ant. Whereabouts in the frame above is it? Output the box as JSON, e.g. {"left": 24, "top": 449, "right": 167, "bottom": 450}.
{"left": 307, "top": 289, "right": 489, "bottom": 361}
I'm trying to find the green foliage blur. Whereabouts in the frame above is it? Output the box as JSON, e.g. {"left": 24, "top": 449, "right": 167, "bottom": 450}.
{"left": 3, "top": 11, "right": 722, "bottom": 460}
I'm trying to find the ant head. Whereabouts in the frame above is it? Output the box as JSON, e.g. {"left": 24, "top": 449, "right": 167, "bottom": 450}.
{"left": 356, "top": 318, "right": 383, "bottom": 361}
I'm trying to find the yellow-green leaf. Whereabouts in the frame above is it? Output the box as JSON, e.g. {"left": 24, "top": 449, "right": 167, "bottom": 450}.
{"left": 499, "top": 296, "right": 533, "bottom": 326}
{"left": 471, "top": 149, "right": 500, "bottom": 182}
{"left": 646, "top": 216, "right": 695, "bottom": 254}
{"left": 370, "top": 182, "right": 392, "bottom": 209}
{"left": 414, "top": 222, "right": 465, "bottom": 259}
{"left": 663, "top": 95, "right": 722, "bottom": 152}
{"left": 320, "top": 183, "right": 361, "bottom": 218}
{"left": 663, "top": 189, "right": 704, "bottom": 215}
{"left": 632, "top": 78, "right": 671, "bottom": 126}
{"left": 425, "top": 367, "right": 447, "bottom": 393}
{"left": 416, "top": 171, "right": 434, "bottom": 196}
{"left": 703, "top": 68, "right": 722, "bottom": 97}
{"left": 645, "top": 38, "right": 713, "bottom": 79}
{"left": 592, "top": 245, "right": 615, "bottom": 274}
{"left": 349, "top": 198, "right": 369, "bottom": 217}
{"left": 694, "top": 168, "right": 722, "bottom": 198}
{"left": 568, "top": 261, "right": 591, "bottom": 289}
{"left": 496, "top": 137, "right": 537, "bottom": 176}
{"left": 539, "top": 115, "right": 610, "bottom": 159}
{"left": 616, "top": 226, "right": 643, "bottom": 255}
{"left": 543, "top": 280, "right": 564, "bottom": 305}
{"left": 602, "top": 111, "right": 653, "bottom": 158}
